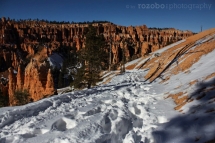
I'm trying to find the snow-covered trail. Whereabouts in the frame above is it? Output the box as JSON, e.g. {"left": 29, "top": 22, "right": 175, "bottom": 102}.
{"left": 0, "top": 70, "right": 177, "bottom": 143}
{"left": 1, "top": 31, "right": 215, "bottom": 143}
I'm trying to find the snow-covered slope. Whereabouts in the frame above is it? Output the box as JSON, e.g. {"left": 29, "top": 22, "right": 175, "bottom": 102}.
{"left": 0, "top": 70, "right": 177, "bottom": 143}
{"left": 0, "top": 29, "right": 215, "bottom": 143}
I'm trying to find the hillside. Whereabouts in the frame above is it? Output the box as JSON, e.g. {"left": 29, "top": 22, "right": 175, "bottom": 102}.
{"left": 0, "top": 28, "right": 215, "bottom": 143}
{"left": 0, "top": 17, "right": 194, "bottom": 104}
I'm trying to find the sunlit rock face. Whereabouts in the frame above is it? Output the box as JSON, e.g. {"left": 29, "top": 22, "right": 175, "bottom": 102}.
{"left": 0, "top": 17, "right": 193, "bottom": 66}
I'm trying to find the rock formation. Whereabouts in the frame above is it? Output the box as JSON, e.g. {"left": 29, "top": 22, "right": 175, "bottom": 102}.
{"left": 22, "top": 59, "right": 56, "bottom": 101}
{"left": 16, "top": 65, "right": 23, "bottom": 90}
{"left": 0, "top": 58, "right": 56, "bottom": 105}
{"left": 0, "top": 17, "right": 193, "bottom": 68}
{"left": 45, "top": 69, "right": 56, "bottom": 95}
{"left": 8, "top": 67, "right": 16, "bottom": 105}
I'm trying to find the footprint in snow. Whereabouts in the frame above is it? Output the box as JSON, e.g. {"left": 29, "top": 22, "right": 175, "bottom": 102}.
{"left": 134, "top": 105, "right": 141, "bottom": 115}
{"left": 100, "top": 114, "right": 112, "bottom": 133}
{"left": 140, "top": 85, "right": 150, "bottom": 91}
{"left": 109, "top": 109, "right": 118, "bottom": 121}
{"left": 83, "top": 106, "right": 102, "bottom": 117}
{"left": 51, "top": 117, "right": 77, "bottom": 131}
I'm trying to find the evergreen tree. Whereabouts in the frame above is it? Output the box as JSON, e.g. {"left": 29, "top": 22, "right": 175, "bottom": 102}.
{"left": 58, "top": 61, "right": 66, "bottom": 88}
{"left": 72, "top": 25, "right": 108, "bottom": 89}
{"left": 14, "top": 89, "right": 30, "bottom": 105}
{"left": 51, "top": 66, "right": 60, "bottom": 89}
{"left": 0, "top": 89, "right": 4, "bottom": 107}
{"left": 58, "top": 70, "right": 63, "bottom": 88}
{"left": 0, "top": 89, "right": 7, "bottom": 107}
{"left": 56, "top": 45, "right": 77, "bottom": 89}
{"left": 70, "top": 63, "right": 86, "bottom": 89}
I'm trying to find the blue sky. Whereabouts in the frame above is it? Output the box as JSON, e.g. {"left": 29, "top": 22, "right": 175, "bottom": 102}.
{"left": 0, "top": 0, "right": 214, "bottom": 32}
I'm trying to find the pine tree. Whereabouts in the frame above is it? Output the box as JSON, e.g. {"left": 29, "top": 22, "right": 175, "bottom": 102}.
{"left": 13, "top": 89, "right": 30, "bottom": 105}
{"left": 71, "top": 63, "right": 86, "bottom": 89}
{"left": 0, "top": 88, "right": 9, "bottom": 107}
{"left": 58, "top": 69, "right": 64, "bottom": 88}
{"left": 51, "top": 66, "right": 60, "bottom": 89}
{"left": 58, "top": 59, "right": 69, "bottom": 88}
{"left": 72, "top": 25, "right": 108, "bottom": 89}
{"left": 0, "top": 89, "right": 5, "bottom": 107}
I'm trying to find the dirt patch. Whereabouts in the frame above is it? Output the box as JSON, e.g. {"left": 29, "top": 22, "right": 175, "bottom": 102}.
{"left": 205, "top": 72, "right": 215, "bottom": 80}
{"left": 189, "top": 80, "right": 198, "bottom": 86}
{"left": 126, "top": 63, "right": 137, "bottom": 70}
{"left": 167, "top": 92, "right": 183, "bottom": 99}
{"left": 102, "top": 71, "right": 121, "bottom": 85}
{"left": 187, "top": 98, "right": 194, "bottom": 103}
{"left": 135, "top": 57, "right": 150, "bottom": 70}
{"left": 167, "top": 92, "right": 190, "bottom": 110}
{"left": 103, "top": 77, "right": 113, "bottom": 84}
{"left": 144, "top": 62, "right": 161, "bottom": 80}
{"left": 174, "top": 85, "right": 182, "bottom": 89}
{"left": 126, "top": 58, "right": 147, "bottom": 70}
{"left": 184, "top": 70, "right": 191, "bottom": 74}
{"left": 175, "top": 95, "right": 188, "bottom": 105}
{"left": 175, "top": 102, "right": 187, "bottom": 110}
{"left": 159, "top": 76, "right": 170, "bottom": 84}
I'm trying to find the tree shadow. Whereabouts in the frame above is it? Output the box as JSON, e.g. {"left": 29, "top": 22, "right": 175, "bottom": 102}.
{"left": 152, "top": 77, "right": 215, "bottom": 143}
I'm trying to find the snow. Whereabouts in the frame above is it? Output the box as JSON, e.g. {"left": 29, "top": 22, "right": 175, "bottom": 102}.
{"left": 195, "top": 34, "right": 215, "bottom": 44}
{"left": 125, "top": 58, "right": 143, "bottom": 67}
{"left": 0, "top": 35, "right": 215, "bottom": 143}
{"left": 155, "top": 39, "right": 186, "bottom": 54}
{"left": 47, "top": 53, "right": 64, "bottom": 69}
{"left": 0, "top": 68, "right": 179, "bottom": 143}
{"left": 57, "top": 86, "right": 73, "bottom": 95}
{"left": 13, "top": 70, "right": 17, "bottom": 74}
{"left": 133, "top": 39, "right": 186, "bottom": 70}
{"left": 151, "top": 37, "right": 215, "bottom": 143}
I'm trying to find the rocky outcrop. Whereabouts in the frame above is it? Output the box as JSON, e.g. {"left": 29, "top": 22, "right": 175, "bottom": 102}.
{"left": 141, "top": 42, "right": 150, "bottom": 56}
{"left": 8, "top": 67, "right": 16, "bottom": 105}
{"left": 112, "top": 44, "right": 120, "bottom": 64}
{"left": 4, "top": 61, "right": 56, "bottom": 104}
{"left": 45, "top": 69, "right": 56, "bottom": 95}
{"left": 0, "top": 17, "right": 193, "bottom": 68}
{"left": 23, "top": 59, "right": 56, "bottom": 101}
{"left": 24, "top": 65, "right": 45, "bottom": 101}
{"left": 16, "top": 65, "right": 23, "bottom": 90}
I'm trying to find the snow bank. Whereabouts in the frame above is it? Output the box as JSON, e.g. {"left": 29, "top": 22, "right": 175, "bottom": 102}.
{"left": 0, "top": 68, "right": 179, "bottom": 143}
{"left": 47, "top": 53, "right": 64, "bottom": 69}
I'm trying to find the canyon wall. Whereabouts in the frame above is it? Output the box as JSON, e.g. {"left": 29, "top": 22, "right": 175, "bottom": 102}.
{"left": 0, "top": 17, "right": 193, "bottom": 66}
